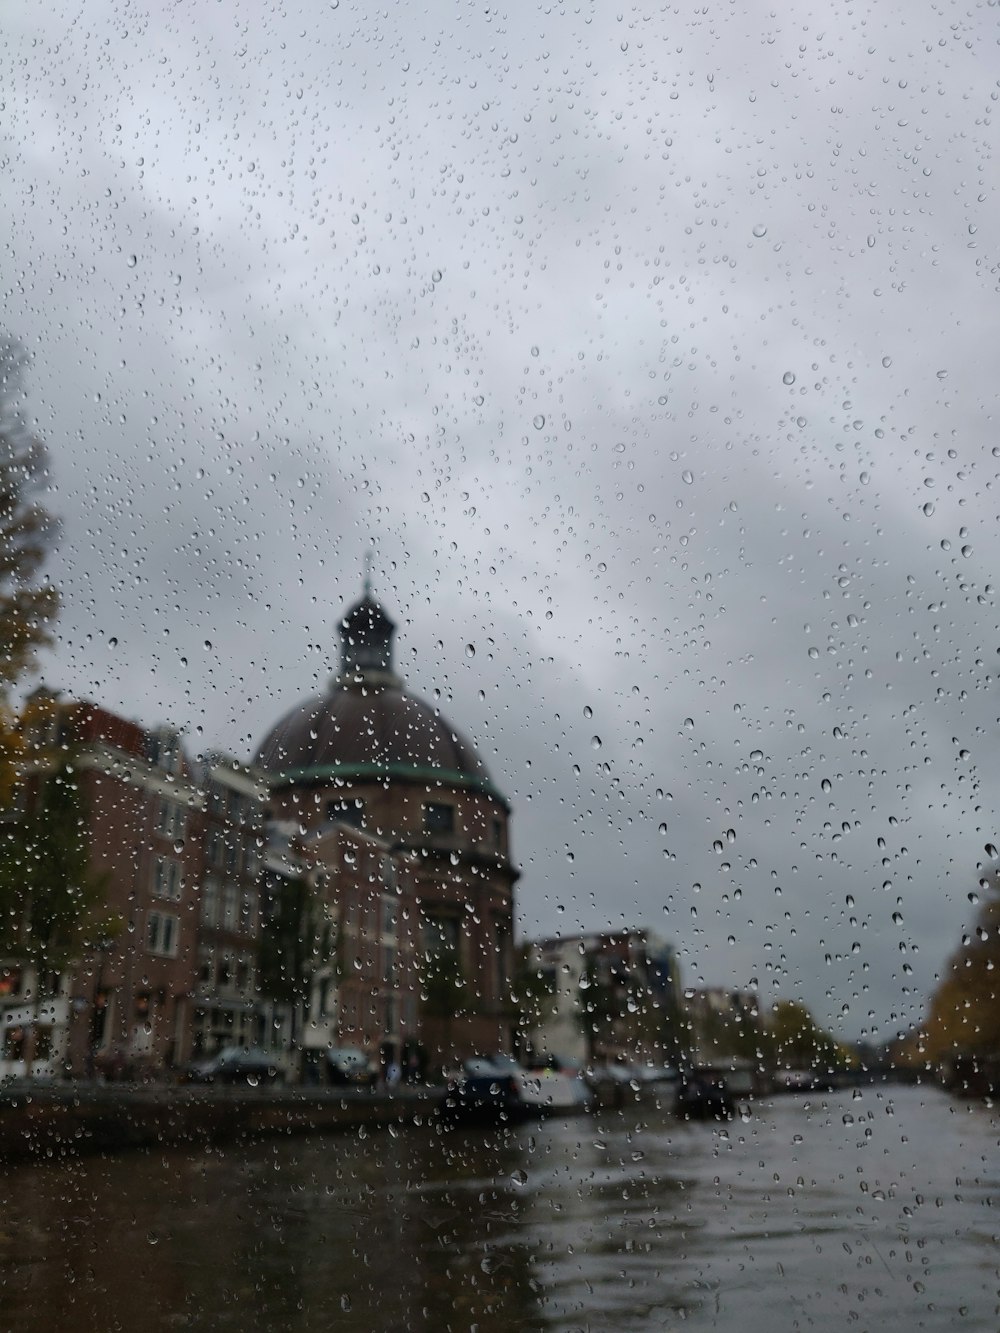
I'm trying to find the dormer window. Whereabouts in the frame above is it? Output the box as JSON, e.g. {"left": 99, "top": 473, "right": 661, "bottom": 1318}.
{"left": 150, "top": 728, "right": 181, "bottom": 775}
{"left": 327, "top": 798, "right": 365, "bottom": 829}
{"left": 423, "top": 802, "right": 454, "bottom": 835}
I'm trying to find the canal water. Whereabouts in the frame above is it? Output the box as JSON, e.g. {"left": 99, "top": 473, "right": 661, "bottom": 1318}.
{"left": 2, "top": 1084, "right": 998, "bottom": 1331}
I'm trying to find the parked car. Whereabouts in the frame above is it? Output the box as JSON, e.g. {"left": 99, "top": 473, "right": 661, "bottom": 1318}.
{"left": 181, "top": 1045, "right": 285, "bottom": 1086}
{"left": 326, "top": 1047, "right": 377, "bottom": 1087}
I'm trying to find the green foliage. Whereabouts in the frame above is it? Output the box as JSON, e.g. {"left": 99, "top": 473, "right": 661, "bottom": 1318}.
{"left": 769, "top": 999, "right": 850, "bottom": 1072}
{"left": 0, "top": 762, "right": 108, "bottom": 974}
{"left": 688, "top": 994, "right": 770, "bottom": 1067}
{"left": 421, "top": 946, "right": 466, "bottom": 1020}
{"left": 258, "top": 873, "right": 326, "bottom": 1007}
{"left": 510, "top": 945, "right": 556, "bottom": 1036}
{"left": 578, "top": 957, "right": 620, "bottom": 1062}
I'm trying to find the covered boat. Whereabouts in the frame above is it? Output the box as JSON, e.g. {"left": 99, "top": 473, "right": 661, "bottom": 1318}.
{"left": 441, "top": 1056, "right": 593, "bottom": 1123}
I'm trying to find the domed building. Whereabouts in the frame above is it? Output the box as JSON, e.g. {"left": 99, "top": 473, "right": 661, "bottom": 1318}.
{"left": 255, "top": 587, "right": 518, "bottom": 1065}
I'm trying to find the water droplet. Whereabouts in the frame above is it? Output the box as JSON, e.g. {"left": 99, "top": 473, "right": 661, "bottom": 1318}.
{"left": 465, "top": 643, "right": 475, "bottom": 658}
{"left": 922, "top": 501, "right": 935, "bottom": 516}
{"left": 782, "top": 371, "right": 796, "bottom": 386}
{"left": 752, "top": 223, "right": 767, "bottom": 238}
{"left": 532, "top": 414, "right": 545, "bottom": 429}
{"left": 591, "top": 735, "right": 602, "bottom": 750}
{"left": 681, "top": 469, "right": 694, "bottom": 485}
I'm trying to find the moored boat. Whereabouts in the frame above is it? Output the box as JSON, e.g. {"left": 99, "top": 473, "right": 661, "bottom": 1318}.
{"left": 675, "top": 1070, "right": 734, "bottom": 1121}
{"left": 441, "top": 1056, "right": 593, "bottom": 1123}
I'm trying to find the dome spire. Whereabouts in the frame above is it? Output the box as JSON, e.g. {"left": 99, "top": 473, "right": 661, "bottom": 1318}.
{"left": 337, "top": 567, "right": 399, "bottom": 685}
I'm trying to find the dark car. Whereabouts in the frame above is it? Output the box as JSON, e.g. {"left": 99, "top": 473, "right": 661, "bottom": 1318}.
{"left": 181, "top": 1045, "right": 285, "bottom": 1086}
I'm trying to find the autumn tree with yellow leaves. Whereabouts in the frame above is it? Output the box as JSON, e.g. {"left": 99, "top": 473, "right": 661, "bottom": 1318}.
{"left": 0, "top": 338, "right": 60, "bottom": 799}
{"left": 918, "top": 862, "right": 1000, "bottom": 1064}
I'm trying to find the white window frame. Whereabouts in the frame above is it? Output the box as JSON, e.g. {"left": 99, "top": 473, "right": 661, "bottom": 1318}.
{"left": 147, "top": 911, "right": 179, "bottom": 958}
{"left": 202, "top": 878, "right": 218, "bottom": 927}
{"left": 156, "top": 798, "right": 186, "bottom": 840}
{"left": 221, "top": 884, "right": 239, "bottom": 932}
{"left": 153, "top": 856, "right": 183, "bottom": 901}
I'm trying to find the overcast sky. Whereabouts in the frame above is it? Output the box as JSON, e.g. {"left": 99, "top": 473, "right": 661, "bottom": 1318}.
{"left": 4, "top": 0, "right": 999, "bottom": 1040}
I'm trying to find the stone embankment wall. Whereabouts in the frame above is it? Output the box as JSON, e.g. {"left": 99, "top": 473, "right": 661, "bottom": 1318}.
{"left": 0, "top": 1084, "right": 446, "bottom": 1164}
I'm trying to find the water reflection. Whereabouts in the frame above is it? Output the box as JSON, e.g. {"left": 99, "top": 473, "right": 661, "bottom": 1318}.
{"left": 2, "top": 1086, "right": 999, "bottom": 1331}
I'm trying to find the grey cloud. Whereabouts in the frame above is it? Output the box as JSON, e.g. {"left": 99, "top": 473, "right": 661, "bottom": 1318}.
{"left": 4, "top": 0, "right": 1000, "bottom": 1043}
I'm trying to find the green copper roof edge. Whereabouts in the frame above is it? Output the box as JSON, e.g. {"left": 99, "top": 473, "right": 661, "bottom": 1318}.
{"left": 267, "top": 761, "right": 509, "bottom": 807}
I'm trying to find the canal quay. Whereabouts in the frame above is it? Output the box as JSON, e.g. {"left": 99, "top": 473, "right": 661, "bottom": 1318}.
{"left": 0, "top": 1082, "right": 447, "bottom": 1163}
{"left": 1, "top": 1084, "right": 997, "bottom": 1333}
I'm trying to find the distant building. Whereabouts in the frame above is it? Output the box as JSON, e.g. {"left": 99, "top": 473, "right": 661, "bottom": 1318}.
{"left": 524, "top": 929, "right": 682, "bottom": 1067}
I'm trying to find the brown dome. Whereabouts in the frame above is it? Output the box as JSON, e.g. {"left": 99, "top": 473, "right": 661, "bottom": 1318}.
{"left": 255, "top": 680, "right": 496, "bottom": 791}
{"left": 256, "top": 590, "right": 504, "bottom": 800}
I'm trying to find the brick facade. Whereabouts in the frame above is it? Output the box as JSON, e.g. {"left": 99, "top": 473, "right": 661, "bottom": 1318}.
{"left": 0, "top": 591, "right": 518, "bottom": 1080}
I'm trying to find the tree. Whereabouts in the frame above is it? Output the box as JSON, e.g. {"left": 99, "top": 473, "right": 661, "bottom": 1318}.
{"left": 0, "top": 759, "right": 109, "bottom": 1069}
{"left": 424, "top": 943, "right": 469, "bottom": 1023}
{"left": 686, "top": 991, "right": 773, "bottom": 1071}
{"left": 509, "top": 944, "right": 557, "bottom": 1059}
{"left": 920, "top": 864, "right": 1000, "bottom": 1063}
{"left": 421, "top": 945, "right": 467, "bottom": 1056}
{"left": 578, "top": 956, "right": 620, "bottom": 1064}
{"left": 0, "top": 338, "right": 59, "bottom": 803}
{"left": 769, "top": 999, "right": 849, "bottom": 1074}
{"left": 0, "top": 340, "right": 59, "bottom": 689}
{"left": 258, "top": 870, "right": 333, "bottom": 1049}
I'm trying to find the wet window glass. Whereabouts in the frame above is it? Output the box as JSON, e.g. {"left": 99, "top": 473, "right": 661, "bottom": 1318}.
{"left": 1, "top": 1, "right": 998, "bottom": 1330}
